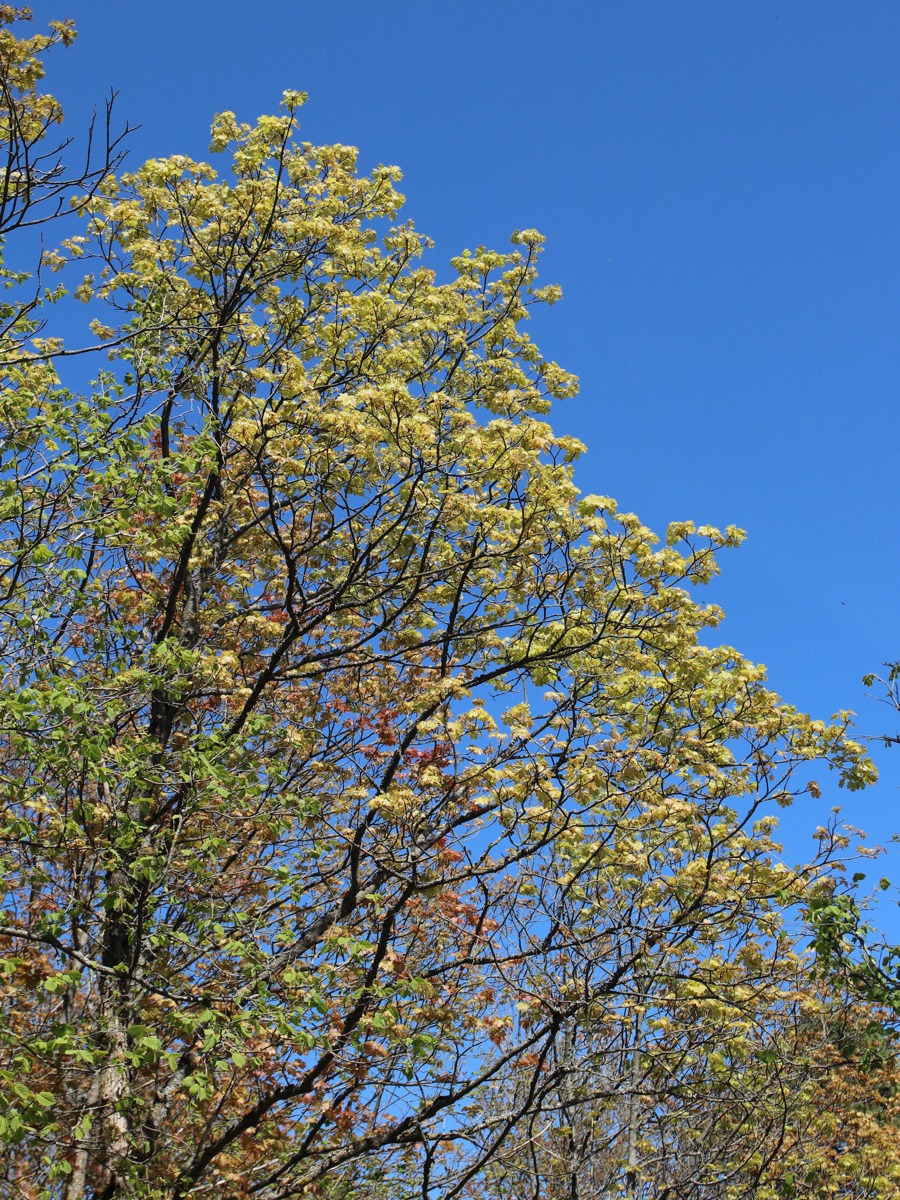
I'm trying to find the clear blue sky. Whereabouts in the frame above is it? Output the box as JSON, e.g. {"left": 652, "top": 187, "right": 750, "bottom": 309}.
{"left": 29, "top": 1, "right": 900, "bottom": 911}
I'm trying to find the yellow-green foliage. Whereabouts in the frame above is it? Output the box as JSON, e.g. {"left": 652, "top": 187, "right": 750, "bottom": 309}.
{"left": 0, "top": 11, "right": 887, "bottom": 1200}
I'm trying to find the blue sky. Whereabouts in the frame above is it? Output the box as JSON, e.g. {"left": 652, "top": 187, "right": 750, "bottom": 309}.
{"left": 28, "top": 1, "right": 900, "bottom": 911}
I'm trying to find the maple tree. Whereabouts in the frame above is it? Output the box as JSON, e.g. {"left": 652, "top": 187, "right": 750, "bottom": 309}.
{"left": 0, "top": 10, "right": 890, "bottom": 1200}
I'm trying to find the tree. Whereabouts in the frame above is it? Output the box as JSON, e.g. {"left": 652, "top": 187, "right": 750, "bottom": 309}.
{"left": 0, "top": 11, "right": 878, "bottom": 1199}
{"left": 804, "top": 664, "right": 900, "bottom": 1016}
{"left": 478, "top": 964, "right": 900, "bottom": 1200}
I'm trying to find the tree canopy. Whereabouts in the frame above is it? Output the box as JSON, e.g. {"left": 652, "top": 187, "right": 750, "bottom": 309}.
{"left": 0, "top": 11, "right": 895, "bottom": 1200}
